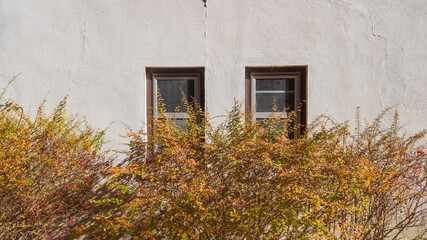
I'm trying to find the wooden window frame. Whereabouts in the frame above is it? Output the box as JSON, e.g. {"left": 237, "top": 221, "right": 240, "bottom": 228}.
{"left": 152, "top": 73, "right": 201, "bottom": 119}
{"left": 146, "top": 67, "right": 205, "bottom": 127}
{"left": 245, "top": 66, "right": 307, "bottom": 136}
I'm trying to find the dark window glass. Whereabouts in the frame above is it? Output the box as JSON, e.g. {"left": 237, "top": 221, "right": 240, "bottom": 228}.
{"left": 256, "top": 78, "right": 294, "bottom": 91}
{"left": 171, "top": 119, "right": 187, "bottom": 128}
{"left": 157, "top": 80, "right": 194, "bottom": 112}
{"left": 256, "top": 92, "right": 294, "bottom": 112}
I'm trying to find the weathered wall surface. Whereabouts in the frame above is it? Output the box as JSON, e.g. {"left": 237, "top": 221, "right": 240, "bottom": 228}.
{"left": 1, "top": 0, "right": 426, "bottom": 146}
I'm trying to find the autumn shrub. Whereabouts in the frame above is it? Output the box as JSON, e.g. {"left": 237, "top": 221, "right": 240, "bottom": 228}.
{"left": 0, "top": 90, "right": 110, "bottom": 239}
{"left": 79, "top": 98, "right": 427, "bottom": 240}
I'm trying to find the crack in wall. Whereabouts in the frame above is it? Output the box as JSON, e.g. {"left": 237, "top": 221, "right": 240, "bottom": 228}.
{"left": 371, "top": 25, "right": 388, "bottom": 60}
{"left": 327, "top": 0, "right": 400, "bottom": 110}
{"left": 327, "top": 0, "right": 399, "bottom": 61}
{"left": 362, "top": 0, "right": 400, "bottom": 110}
{"left": 80, "top": 21, "right": 86, "bottom": 63}
{"left": 202, "top": 3, "right": 208, "bottom": 61}
{"left": 366, "top": 0, "right": 399, "bottom": 61}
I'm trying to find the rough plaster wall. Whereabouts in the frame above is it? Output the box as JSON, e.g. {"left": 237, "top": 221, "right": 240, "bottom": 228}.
{"left": 1, "top": 0, "right": 426, "bottom": 149}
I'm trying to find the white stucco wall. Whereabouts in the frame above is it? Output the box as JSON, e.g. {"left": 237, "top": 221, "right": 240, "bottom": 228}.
{"left": 1, "top": 0, "right": 426, "bottom": 147}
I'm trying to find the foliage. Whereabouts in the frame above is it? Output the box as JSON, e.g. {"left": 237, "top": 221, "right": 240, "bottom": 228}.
{"left": 0, "top": 90, "right": 110, "bottom": 239}
{"left": 83, "top": 99, "right": 427, "bottom": 239}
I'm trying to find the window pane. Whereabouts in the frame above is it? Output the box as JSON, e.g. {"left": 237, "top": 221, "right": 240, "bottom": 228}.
{"left": 172, "top": 119, "right": 187, "bottom": 128}
{"left": 256, "top": 78, "right": 294, "bottom": 91}
{"left": 157, "top": 80, "right": 194, "bottom": 112}
{"left": 256, "top": 92, "right": 294, "bottom": 112}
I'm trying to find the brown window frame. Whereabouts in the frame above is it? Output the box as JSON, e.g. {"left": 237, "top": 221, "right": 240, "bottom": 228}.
{"left": 245, "top": 66, "right": 307, "bottom": 136}
{"left": 146, "top": 67, "right": 205, "bottom": 128}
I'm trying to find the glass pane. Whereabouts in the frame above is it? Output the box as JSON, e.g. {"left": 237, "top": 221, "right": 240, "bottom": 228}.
{"left": 256, "top": 78, "right": 294, "bottom": 91}
{"left": 256, "top": 92, "right": 294, "bottom": 112}
{"left": 172, "top": 119, "right": 187, "bottom": 128}
{"left": 157, "top": 80, "right": 194, "bottom": 112}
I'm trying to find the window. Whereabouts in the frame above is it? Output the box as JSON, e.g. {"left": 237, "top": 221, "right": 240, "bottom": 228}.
{"left": 146, "top": 67, "right": 205, "bottom": 127}
{"left": 245, "top": 66, "right": 307, "bottom": 136}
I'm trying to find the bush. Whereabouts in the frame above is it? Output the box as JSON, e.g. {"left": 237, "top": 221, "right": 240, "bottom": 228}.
{"left": 0, "top": 92, "right": 110, "bottom": 239}
{"left": 84, "top": 101, "right": 427, "bottom": 239}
